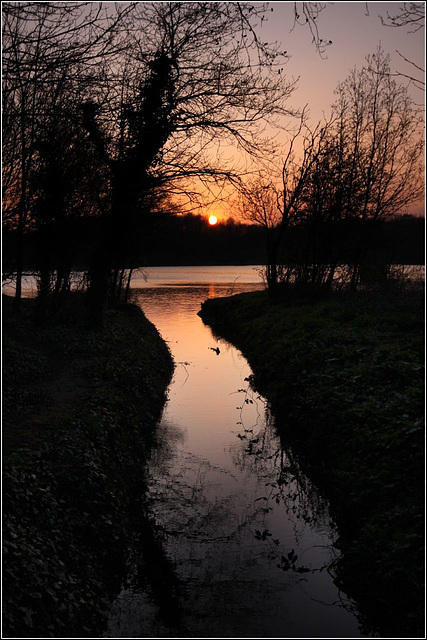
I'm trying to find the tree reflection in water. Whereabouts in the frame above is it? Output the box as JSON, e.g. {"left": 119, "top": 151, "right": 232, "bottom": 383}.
{"left": 107, "top": 396, "right": 359, "bottom": 638}
{"left": 229, "top": 384, "right": 343, "bottom": 579}
{"left": 106, "top": 281, "right": 363, "bottom": 638}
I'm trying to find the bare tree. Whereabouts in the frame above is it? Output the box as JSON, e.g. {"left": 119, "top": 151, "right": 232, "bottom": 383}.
{"left": 332, "top": 48, "right": 424, "bottom": 285}
{"left": 238, "top": 114, "right": 332, "bottom": 289}
{"left": 28, "top": 83, "right": 105, "bottom": 321}
{"left": 365, "top": 2, "right": 425, "bottom": 90}
{"left": 379, "top": 2, "right": 425, "bottom": 32}
{"left": 239, "top": 47, "right": 423, "bottom": 292}
{"left": 294, "top": 135, "right": 349, "bottom": 289}
{"left": 238, "top": 177, "right": 283, "bottom": 286}
{"left": 124, "top": 3, "right": 298, "bottom": 191}
{"left": 291, "top": 2, "right": 333, "bottom": 58}
{"left": 2, "top": 2, "right": 131, "bottom": 310}
{"left": 77, "top": 2, "right": 299, "bottom": 323}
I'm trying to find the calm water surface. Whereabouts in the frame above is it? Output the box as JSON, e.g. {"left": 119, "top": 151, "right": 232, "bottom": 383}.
{"left": 105, "top": 267, "right": 366, "bottom": 638}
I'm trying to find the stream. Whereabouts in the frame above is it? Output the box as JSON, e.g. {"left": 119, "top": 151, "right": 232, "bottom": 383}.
{"left": 105, "top": 267, "right": 366, "bottom": 638}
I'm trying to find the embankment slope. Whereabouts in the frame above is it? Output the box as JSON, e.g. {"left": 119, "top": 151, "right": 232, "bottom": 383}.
{"left": 3, "top": 296, "right": 174, "bottom": 637}
{"left": 199, "top": 286, "right": 424, "bottom": 638}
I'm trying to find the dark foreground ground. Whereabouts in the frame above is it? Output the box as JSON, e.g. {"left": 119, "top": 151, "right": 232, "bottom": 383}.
{"left": 199, "top": 282, "right": 424, "bottom": 638}
{"left": 2, "top": 295, "right": 174, "bottom": 637}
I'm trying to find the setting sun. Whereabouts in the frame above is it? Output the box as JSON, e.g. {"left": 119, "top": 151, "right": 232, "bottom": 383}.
{"left": 208, "top": 215, "right": 218, "bottom": 225}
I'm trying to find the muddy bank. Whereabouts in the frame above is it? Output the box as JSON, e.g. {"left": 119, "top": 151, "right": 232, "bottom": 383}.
{"left": 199, "top": 286, "right": 424, "bottom": 638}
{"left": 2, "top": 296, "right": 174, "bottom": 637}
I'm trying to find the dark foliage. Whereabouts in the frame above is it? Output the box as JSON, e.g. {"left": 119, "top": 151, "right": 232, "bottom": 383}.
{"left": 2, "top": 296, "right": 174, "bottom": 637}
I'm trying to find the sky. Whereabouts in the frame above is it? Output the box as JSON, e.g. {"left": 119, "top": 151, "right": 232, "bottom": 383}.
{"left": 261, "top": 1, "right": 424, "bottom": 121}
{"left": 211, "top": 1, "right": 425, "bottom": 220}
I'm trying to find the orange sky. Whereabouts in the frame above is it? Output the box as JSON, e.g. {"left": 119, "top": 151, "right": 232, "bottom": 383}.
{"left": 192, "top": 2, "right": 425, "bottom": 221}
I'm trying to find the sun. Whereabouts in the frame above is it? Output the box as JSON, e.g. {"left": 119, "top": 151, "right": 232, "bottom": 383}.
{"left": 208, "top": 215, "right": 218, "bottom": 225}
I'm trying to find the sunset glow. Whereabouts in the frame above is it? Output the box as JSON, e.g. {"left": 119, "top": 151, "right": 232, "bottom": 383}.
{"left": 2, "top": 2, "right": 424, "bottom": 636}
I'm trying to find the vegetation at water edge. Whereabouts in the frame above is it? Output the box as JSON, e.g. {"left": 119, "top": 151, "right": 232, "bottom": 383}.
{"left": 2, "top": 294, "right": 174, "bottom": 637}
{"left": 199, "top": 282, "right": 424, "bottom": 638}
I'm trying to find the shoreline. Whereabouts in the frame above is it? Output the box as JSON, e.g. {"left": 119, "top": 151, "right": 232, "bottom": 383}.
{"left": 198, "top": 284, "right": 424, "bottom": 638}
{"left": 3, "top": 296, "right": 174, "bottom": 637}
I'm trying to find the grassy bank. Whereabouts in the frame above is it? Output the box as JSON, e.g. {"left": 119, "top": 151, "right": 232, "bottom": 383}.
{"left": 2, "top": 295, "right": 174, "bottom": 637}
{"left": 199, "top": 283, "right": 424, "bottom": 638}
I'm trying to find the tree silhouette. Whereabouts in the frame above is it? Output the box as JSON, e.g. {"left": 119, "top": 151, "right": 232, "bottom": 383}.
{"left": 238, "top": 114, "right": 332, "bottom": 289}
{"left": 237, "top": 49, "right": 423, "bottom": 291}
{"left": 332, "top": 48, "right": 424, "bottom": 286}
{"left": 3, "top": 2, "right": 296, "bottom": 321}
{"left": 78, "top": 2, "right": 297, "bottom": 324}
{"left": 2, "top": 2, "right": 131, "bottom": 312}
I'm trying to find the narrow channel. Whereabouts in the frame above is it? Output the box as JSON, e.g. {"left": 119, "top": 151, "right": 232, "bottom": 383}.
{"left": 106, "top": 270, "right": 366, "bottom": 638}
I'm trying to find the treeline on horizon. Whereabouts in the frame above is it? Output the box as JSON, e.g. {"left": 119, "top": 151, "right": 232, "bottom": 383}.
{"left": 144, "top": 212, "right": 426, "bottom": 268}
{"left": 3, "top": 211, "right": 424, "bottom": 271}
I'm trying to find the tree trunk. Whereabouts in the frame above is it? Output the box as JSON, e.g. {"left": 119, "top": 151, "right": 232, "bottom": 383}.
{"left": 13, "top": 222, "right": 24, "bottom": 312}
{"left": 86, "top": 247, "right": 111, "bottom": 329}
{"left": 124, "top": 265, "right": 134, "bottom": 302}
{"left": 35, "top": 265, "right": 51, "bottom": 324}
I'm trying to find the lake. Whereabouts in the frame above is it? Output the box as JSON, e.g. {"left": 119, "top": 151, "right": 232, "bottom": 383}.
{"left": 104, "top": 266, "right": 366, "bottom": 638}
{"left": 3, "top": 263, "right": 423, "bottom": 298}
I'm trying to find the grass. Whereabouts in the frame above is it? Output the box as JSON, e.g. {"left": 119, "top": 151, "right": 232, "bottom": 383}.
{"left": 199, "top": 282, "right": 424, "bottom": 638}
{"left": 2, "top": 294, "right": 174, "bottom": 637}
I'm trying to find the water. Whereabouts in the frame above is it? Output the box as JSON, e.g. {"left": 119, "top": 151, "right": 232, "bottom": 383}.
{"left": 3, "top": 263, "right": 423, "bottom": 298}
{"left": 130, "top": 265, "right": 265, "bottom": 287}
{"left": 105, "top": 267, "right": 366, "bottom": 638}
